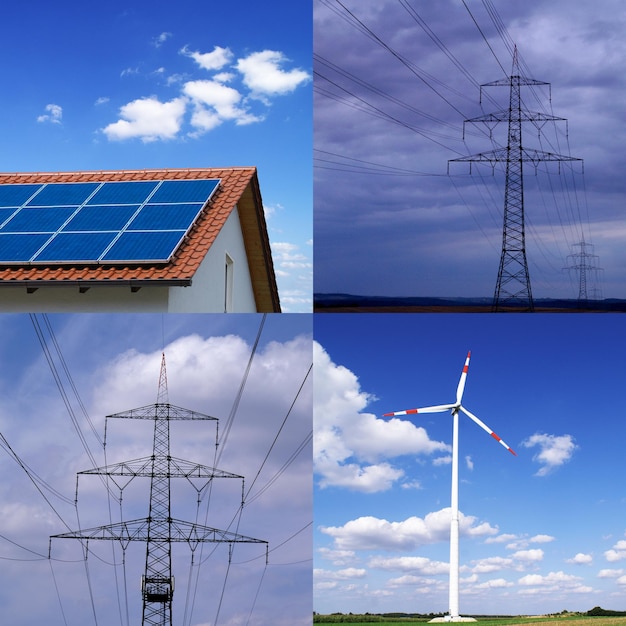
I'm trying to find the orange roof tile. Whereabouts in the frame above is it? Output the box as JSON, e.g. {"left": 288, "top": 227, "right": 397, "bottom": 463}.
{"left": 0, "top": 167, "right": 280, "bottom": 312}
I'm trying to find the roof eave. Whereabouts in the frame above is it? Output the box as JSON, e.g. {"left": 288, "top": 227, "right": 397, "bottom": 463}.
{"left": 238, "top": 172, "right": 282, "bottom": 313}
{"left": 0, "top": 278, "right": 192, "bottom": 289}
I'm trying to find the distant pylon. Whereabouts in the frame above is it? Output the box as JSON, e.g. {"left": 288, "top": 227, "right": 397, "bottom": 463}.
{"left": 156, "top": 352, "right": 168, "bottom": 404}
{"left": 564, "top": 239, "right": 603, "bottom": 305}
{"left": 449, "top": 46, "right": 583, "bottom": 312}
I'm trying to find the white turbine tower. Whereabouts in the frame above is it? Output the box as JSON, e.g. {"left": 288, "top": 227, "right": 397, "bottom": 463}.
{"left": 384, "top": 352, "right": 516, "bottom": 622}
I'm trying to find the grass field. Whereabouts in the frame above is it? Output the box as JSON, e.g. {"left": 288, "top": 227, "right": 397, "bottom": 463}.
{"left": 314, "top": 618, "right": 626, "bottom": 626}
{"left": 468, "top": 617, "right": 626, "bottom": 626}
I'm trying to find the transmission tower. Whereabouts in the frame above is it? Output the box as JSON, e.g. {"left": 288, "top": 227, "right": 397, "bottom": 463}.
{"left": 564, "top": 239, "right": 603, "bottom": 305}
{"left": 449, "top": 46, "right": 582, "bottom": 311}
{"left": 50, "top": 353, "right": 267, "bottom": 626}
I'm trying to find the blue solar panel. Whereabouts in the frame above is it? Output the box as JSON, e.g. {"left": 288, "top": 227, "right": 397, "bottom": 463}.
{"left": 1, "top": 207, "right": 76, "bottom": 233}
{"left": 35, "top": 232, "right": 119, "bottom": 262}
{"left": 0, "top": 178, "right": 220, "bottom": 264}
{"left": 102, "top": 231, "right": 185, "bottom": 262}
{"left": 62, "top": 205, "right": 140, "bottom": 232}
{"left": 0, "top": 184, "right": 42, "bottom": 207}
{"left": 149, "top": 179, "right": 220, "bottom": 204}
{"left": 128, "top": 203, "right": 203, "bottom": 231}
{"left": 0, "top": 233, "right": 51, "bottom": 261}
{"left": 86, "top": 181, "right": 159, "bottom": 205}
{"left": 0, "top": 208, "right": 18, "bottom": 226}
{"left": 27, "top": 182, "right": 100, "bottom": 207}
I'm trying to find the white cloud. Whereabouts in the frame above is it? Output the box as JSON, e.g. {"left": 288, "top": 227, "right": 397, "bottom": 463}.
{"left": 521, "top": 433, "right": 578, "bottom": 476}
{"left": 181, "top": 45, "right": 234, "bottom": 71}
{"left": 400, "top": 480, "right": 422, "bottom": 490}
{"left": 465, "top": 455, "right": 474, "bottom": 471}
{"left": 313, "top": 342, "right": 449, "bottom": 492}
{"left": 598, "top": 568, "right": 624, "bottom": 578}
{"left": 94, "top": 97, "right": 109, "bottom": 106}
{"left": 369, "top": 555, "right": 449, "bottom": 575}
{"left": 272, "top": 241, "right": 305, "bottom": 261}
{"left": 271, "top": 243, "right": 313, "bottom": 305}
{"left": 317, "top": 547, "right": 357, "bottom": 567}
{"left": 387, "top": 574, "right": 444, "bottom": 589}
{"left": 316, "top": 459, "right": 403, "bottom": 494}
{"left": 567, "top": 553, "right": 593, "bottom": 565}
{"left": 37, "top": 103, "right": 62, "bottom": 124}
{"left": 314, "top": 567, "right": 367, "bottom": 580}
{"left": 516, "top": 570, "right": 594, "bottom": 596}
{"left": 490, "top": 533, "right": 555, "bottom": 551}
{"left": 103, "top": 45, "right": 309, "bottom": 142}
{"left": 475, "top": 578, "right": 514, "bottom": 589}
{"left": 518, "top": 571, "right": 585, "bottom": 589}
{"left": 320, "top": 508, "right": 497, "bottom": 552}
{"left": 236, "top": 50, "right": 310, "bottom": 96}
{"left": 512, "top": 549, "right": 544, "bottom": 562}
{"left": 183, "top": 80, "right": 244, "bottom": 120}
{"left": 186, "top": 106, "right": 221, "bottom": 133}
{"left": 214, "top": 72, "right": 234, "bottom": 83}
{"left": 605, "top": 539, "right": 626, "bottom": 562}
{"left": 471, "top": 556, "right": 517, "bottom": 574}
{"left": 153, "top": 31, "right": 172, "bottom": 48}
{"left": 102, "top": 96, "right": 187, "bottom": 142}
{"left": 120, "top": 67, "right": 139, "bottom": 77}
{"left": 485, "top": 533, "right": 519, "bottom": 545}
{"left": 183, "top": 79, "right": 262, "bottom": 131}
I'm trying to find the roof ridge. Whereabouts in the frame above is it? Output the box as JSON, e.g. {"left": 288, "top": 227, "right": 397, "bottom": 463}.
{"left": 0, "top": 166, "right": 257, "bottom": 177}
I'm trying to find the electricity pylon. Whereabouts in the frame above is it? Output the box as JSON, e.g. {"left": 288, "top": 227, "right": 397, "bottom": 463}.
{"left": 50, "top": 353, "right": 267, "bottom": 626}
{"left": 564, "top": 239, "right": 602, "bottom": 305}
{"left": 449, "top": 46, "right": 582, "bottom": 311}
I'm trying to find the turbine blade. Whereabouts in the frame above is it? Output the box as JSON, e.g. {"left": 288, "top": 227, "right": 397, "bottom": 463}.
{"left": 456, "top": 351, "right": 471, "bottom": 404}
{"left": 383, "top": 403, "right": 455, "bottom": 417}
{"left": 459, "top": 405, "right": 517, "bottom": 456}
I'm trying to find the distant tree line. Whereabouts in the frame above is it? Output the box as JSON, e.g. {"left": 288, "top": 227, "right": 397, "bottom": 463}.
{"left": 313, "top": 613, "right": 435, "bottom": 623}
{"left": 586, "top": 606, "right": 626, "bottom": 617}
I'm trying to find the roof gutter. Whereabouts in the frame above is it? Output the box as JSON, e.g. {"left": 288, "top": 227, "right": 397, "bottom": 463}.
{"left": 0, "top": 278, "right": 193, "bottom": 290}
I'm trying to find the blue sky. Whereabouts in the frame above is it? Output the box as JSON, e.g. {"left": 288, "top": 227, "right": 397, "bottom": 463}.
{"left": 315, "top": 0, "right": 626, "bottom": 301}
{"left": 0, "top": 1, "right": 311, "bottom": 311}
{"left": 314, "top": 313, "right": 626, "bottom": 616}
{"left": 0, "top": 313, "right": 312, "bottom": 626}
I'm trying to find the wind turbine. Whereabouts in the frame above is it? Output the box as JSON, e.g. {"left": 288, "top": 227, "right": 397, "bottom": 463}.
{"left": 383, "top": 352, "right": 516, "bottom": 622}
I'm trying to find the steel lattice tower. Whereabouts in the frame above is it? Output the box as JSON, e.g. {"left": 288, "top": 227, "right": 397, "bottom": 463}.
{"left": 449, "top": 47, "right": 582, "bottom": 311}
{"left": 51, "top": 354, "right": 267, "bottom": 626}
{"left": 564, "top": 239, "right": 602, "bottom": 305}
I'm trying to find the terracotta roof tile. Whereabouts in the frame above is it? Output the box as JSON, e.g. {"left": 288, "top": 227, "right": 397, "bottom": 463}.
{"left": 0, "top": 167, "right": 280, "bottom": 311}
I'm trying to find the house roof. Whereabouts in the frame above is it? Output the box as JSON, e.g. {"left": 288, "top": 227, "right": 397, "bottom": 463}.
{"left": 0, "top": 167, "right": 280, "bottom": 312}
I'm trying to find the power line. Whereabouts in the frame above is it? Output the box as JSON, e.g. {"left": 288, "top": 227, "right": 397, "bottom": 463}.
{"left": 216, "top": 314, "right": 266, "bottom": 465}
{"left": 461, "top": 0, "right": 507, "bottom": 75}
{"left": 244, "top": 363, "right": 312, "bottom": 502}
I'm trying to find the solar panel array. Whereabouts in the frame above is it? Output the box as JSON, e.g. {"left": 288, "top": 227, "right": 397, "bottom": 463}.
{"left": 0, "top": 178, "right": 220, "bottom": 264}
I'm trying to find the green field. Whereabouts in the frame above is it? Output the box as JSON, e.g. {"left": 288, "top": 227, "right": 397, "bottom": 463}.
{"left": 313, "top": 617, "right": 626, "bottom": 626}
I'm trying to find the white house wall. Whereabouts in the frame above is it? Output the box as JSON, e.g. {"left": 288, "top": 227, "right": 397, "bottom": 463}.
{"left": 0, "top": 285, "right": 170, "bottom": 312}
{"left": 168, "top": 205, "right": 257, "bottom": 312}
